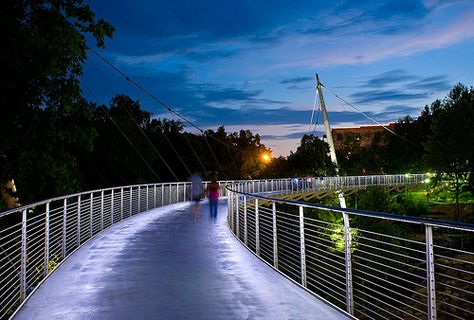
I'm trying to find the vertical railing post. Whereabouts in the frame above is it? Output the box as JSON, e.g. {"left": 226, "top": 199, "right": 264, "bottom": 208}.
{"left": 44, "top": 202, "right": 50, "bottom": 277}
{"left": 183, "top": 183, "right": 187, "bottom": 202}
{"left": 129, "top": 186, "right": 133, "bottom": 216}
{"left": 161, "top": 185, "right": 164, "bottom": 206}
{"left": 120, "top": 188, "right": 124, "bottom": 221}
{"left": 138, "top": 186, "right": 141, "bottom": 213}
{"left": 169, "top": 184, "right": 172, "bottom": 204}
{"left": 89, "top": 193, "right": 93, "bottom": 239}
{"left": 299, "top": 205, "right": 307, "bottom": 287}
{"left": 243, "top": 195, "right": 248, "bottom": 245}
{"left": 255, "top": 199, "right": 260, "bottom": 256}
{"left": 62, "top": 198, "right": 67, "bottom": 259}
{"left": 425, "top": 225, "right": 437, "bottom": 320}
{"left": 176, "top": 183, "right": 179, "bottom": 203}
{"left": 154, "top": 185, "right": 157, "bottom": 208}
{"left": 111, "top": 189, "right": 115, "bottom": 225}
{"left": 272, "top": 202, "right": 278, "bottom": 268}
{"left": 229, "top": 192, "right": 233, "bottom": 232}
{"left": 236, "top": 195, "right": 240, "bottom": 239}
{"left": 146, "top": 185, "right": 149, "bottom": 210}
{"left": 77, "top": 195, "right": 81, "bottom": 246}
{"left": 100, "top": 190, "right": 104, "bottom": 231}
{"left": 20, "top": 209, "right": 27, "bottom": 302}
{"left": 343, "top": 212, "right": 354, "bottom": 315}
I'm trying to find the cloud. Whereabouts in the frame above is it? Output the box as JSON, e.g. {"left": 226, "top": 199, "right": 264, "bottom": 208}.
{"left": 361, "top": 70, "right": 418, "bottom": 88}
{"left": 407, "top": 76, "right": 452, "bottom": 91}
{"left": 350, "top": 90, "right": 430, "bottom": 104}
{"left": 280, "top": 76, "right": 313, "bottom": 84}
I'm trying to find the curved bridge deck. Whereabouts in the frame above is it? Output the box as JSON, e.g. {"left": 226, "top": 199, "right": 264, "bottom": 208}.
{"left": 14, "top": 200, "right": 348, "bottom": 319}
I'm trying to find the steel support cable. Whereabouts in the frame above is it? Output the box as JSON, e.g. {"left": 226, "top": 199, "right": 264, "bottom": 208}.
{"left": 104, "top": 111, "right": 162, "bottom": 181}
{"left": 305, "top": 281, "right": 346, "bottom": 307}
{"left": 437, "top": 280, "right": 474, "bottom": 296}
{"left": 434, "top": 244, "right": 474, "bottom": 256}
{"left": 87, "top": 47, "right": 242, "bottom": 154}
{"left": 203, "top": 135, "right": 227, "bottom": 180}
{"left": 352, "top": 258, "right": 426, "bottom": 287}
{"left": 308, "top": 90, "right": 318, "bottom": 134}
{"left": 82, "top": 83, "right": 160, "bottom": 181}
{"left": 87, "top": 58, "right": 179, "bottom": 181}
{"left": 305, "top": 270, "right": 346, "bottom": 298}
{"left": 305, "top": 260, "right": 346, "bottom": 284}
{"left": 355, "top": 247, "right": 426, "bottom": 272}
{"left": 435, "top": 253, "right": 474, "bottom": 265}
{"left": 305, "top": 276, "right": 346, "bottom": 301}
{"left": 88, "top": 47, "right": 238, "bottom": 181}
{"left": 351, "top": 273, "right": 428, "bottom": 312}
{"left": 312, "top": 97, "right": 321, "bottom": 136}
{"left": 183, "top": 133, "right": 208, "bottom": 174}
{"left": 437, "top": 309, "right": 465, "bottom": 320}
{"left": 304, "top": 240, "right": 346, "bottom": 261}
{"left": 354, "top": 308, "right": 377, "bottom": 320}
{"left": 353, "top": 290, "right": 414, "bottom": 320}
{"left": 438, "top": 300, "right": 474, "bottom": 317}
{"left": 124, "top": 80, "right": 190, "bottom": 179}
{"left": 437, "top": 290, "right": 474, "bottom": 307}
{"left": 353, "top": 265, "right": 427, "bottom": 299}
{"left": 355, "top": 241, "right": 427, "bottom": 264}
{"left": 351, "top": 227, "right": 425, "bottom": 245}
{"left": 352, "top": 233, "right": 425, "bottom": 255}
{"left": 322, "top": 85, "right": 416, "bottom": 146}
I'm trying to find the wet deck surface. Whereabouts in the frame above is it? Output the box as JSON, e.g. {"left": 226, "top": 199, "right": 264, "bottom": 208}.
{"left": 15, "top": 200, "right": 349, "bottom": 320}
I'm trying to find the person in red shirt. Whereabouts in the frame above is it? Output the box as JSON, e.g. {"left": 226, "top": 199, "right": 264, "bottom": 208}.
{"left": 206, "top": 175, "right": 220, "bottom": 218}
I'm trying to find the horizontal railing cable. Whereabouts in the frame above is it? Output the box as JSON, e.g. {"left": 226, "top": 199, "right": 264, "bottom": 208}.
{"left": 226, "top": 173, "right": 474, "bottom": 320}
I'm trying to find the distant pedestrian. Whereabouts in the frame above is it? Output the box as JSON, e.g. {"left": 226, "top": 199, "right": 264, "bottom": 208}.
{"left": 189, "top": 171, "right": 204, "bottom": 221}
{"left": 206, "top": 175, "right": 220, "bottom": 219}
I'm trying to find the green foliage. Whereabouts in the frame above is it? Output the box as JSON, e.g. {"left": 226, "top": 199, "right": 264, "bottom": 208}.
{"left": 389, "top": 191, "right": 429, "bottom": 216}
{"left": 287, "top": 135, "right": 335, "bottom": 176}
{"left": 1, "top": 0, "right": 114, "bottom": 203}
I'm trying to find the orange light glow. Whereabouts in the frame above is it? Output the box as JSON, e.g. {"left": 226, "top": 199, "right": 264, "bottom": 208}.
{"left": 261, "top": 153, "right": 271, "bottom": 163}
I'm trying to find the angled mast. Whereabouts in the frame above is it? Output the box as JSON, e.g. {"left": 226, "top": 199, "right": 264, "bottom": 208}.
{"left": 316, "top": 74, "right": 338, "bottom": 169}
{"left": 315, "top": 73, "right": 346, "bottom": 208}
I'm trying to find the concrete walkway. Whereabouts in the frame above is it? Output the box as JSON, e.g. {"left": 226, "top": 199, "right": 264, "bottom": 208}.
{"left": 14, "top": 200, "right": 350, "bottom": 320}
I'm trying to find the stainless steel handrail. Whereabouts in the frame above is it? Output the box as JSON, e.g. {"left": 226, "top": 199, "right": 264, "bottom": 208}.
{"left": 0, "top": 179, "right": 238, "bottom": 319}
{"left": 0, "top": 174, "right": 436, "bottom": 319}
{"left": 227, "top": 174, "right": 474, "bottom": 320}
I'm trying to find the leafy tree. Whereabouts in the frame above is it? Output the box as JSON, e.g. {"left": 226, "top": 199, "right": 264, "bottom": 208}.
{"left": 287, "top": 135, "right": 335, "bottom": 176}
{"left": 1, "top": 0, "right": 113, "bottom": 203}
{"left": 425, "top": 84, "right": 474, "bottom": 216}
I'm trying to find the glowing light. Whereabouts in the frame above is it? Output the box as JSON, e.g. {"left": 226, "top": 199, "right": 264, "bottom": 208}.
{"left": 261, "top": 153, "right": 271, "bottom": 163}
{"left": 424, "top": 178, "right": 430, "bottom": 184}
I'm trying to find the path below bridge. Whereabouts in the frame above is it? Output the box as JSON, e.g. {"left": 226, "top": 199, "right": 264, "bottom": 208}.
{"left": 14, "top": 199, "right": 349, "bottom": 320}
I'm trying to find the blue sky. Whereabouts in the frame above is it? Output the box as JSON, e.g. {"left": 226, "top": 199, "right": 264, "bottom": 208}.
{"left": 81, "top": 0, "right": 474, "bottom": 156}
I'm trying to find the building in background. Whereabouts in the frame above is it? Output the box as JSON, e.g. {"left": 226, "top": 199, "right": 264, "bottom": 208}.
{"left": 331, "top": 123, "right": 396, "bottom": 150}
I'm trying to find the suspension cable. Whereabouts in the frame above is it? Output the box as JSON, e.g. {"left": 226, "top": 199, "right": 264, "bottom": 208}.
{"left": 88, "top": 58, "right": 179, "bottom": 180}
{"left": 322, "top": 85, "right": 415, "bottom": 146}
{"left": 82, "top": 83, "right": 158, "bottom": 182}
{"left": 308, "top": 90, "right": 318, "bottom": 135}
{"left": 183, "top": 133, "right": 208, "bottom": 174}
{"left": 87, "top": 46, "right": 241, "bottom": 177}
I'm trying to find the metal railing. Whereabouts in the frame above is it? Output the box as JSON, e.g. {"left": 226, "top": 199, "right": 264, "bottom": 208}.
{"left": 0, "top": 179, "right": 239, "bottom": 319}
{"left": 227, "top": 174, "right": 474, "bottom": 320}
{"left": 0, "top": 173, "right": 436, "bottom": 319}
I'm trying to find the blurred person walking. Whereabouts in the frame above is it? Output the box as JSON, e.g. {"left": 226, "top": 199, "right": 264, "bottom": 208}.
{"left": 206, "top": 175, "right": 220, "bottom": 219}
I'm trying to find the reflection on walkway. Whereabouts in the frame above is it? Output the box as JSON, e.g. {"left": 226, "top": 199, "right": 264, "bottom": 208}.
{"left": 14, "top": 200, "right": 349, "bottom": 319}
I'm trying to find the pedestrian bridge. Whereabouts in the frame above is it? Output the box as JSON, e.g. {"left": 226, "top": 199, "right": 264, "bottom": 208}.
{"left": 1, "top": 175, "right": 473, "bottom": 319}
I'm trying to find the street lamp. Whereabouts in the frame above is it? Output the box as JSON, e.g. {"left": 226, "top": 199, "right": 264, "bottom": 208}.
{"left": 261, "top": 152, "right": 271, "bottom": 163}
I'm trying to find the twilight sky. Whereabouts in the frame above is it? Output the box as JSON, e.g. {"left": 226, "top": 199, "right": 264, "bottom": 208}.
{"left": 81, "top": 0, "right": 474, "bottom": 156}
